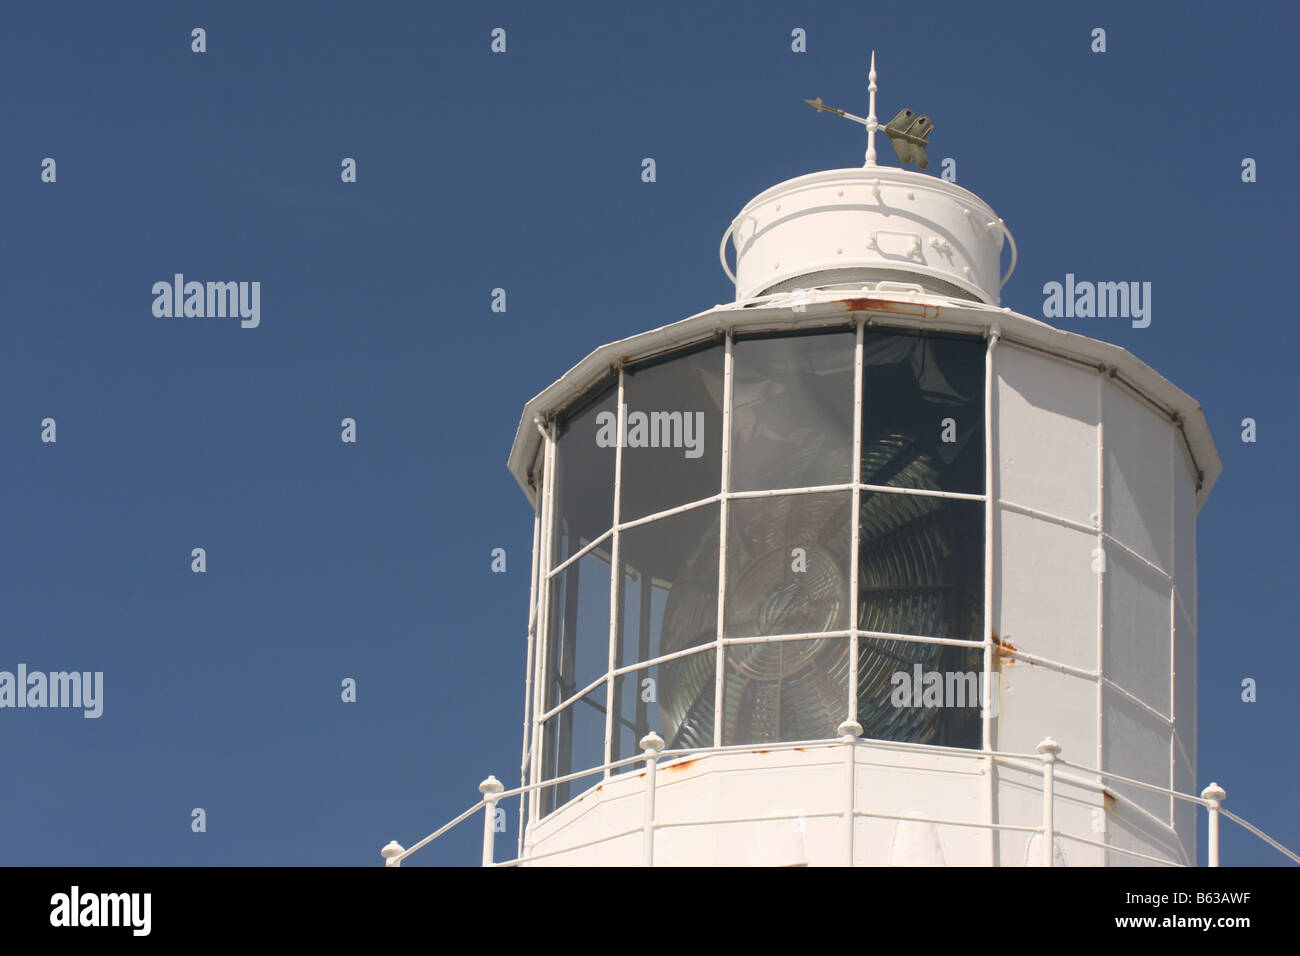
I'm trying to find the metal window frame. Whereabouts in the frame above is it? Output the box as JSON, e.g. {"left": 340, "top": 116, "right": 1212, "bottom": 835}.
{"left": 528, "top": 323, "right": 997, "bottom": 825}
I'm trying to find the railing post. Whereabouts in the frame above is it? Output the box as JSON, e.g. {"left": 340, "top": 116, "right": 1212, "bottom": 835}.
{"left": 381, "top": 841, "right": 404, "bottom": 868}
{"left": 838, "top": 720, "right": 863, "bottom": 867}
{"left": 640, "top": 732, "right": 665, "bottom": 867}
{"left": 1202, "top": 782, "right": 1226, "bottom": 867}
{"left": 1036, "top": 737, "right": 1061, "bottom": 867}
{"left": 479, "top": 776, "right": 504, "bottom": 867}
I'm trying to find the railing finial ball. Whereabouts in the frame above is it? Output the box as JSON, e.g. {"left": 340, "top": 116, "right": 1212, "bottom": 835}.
{"left": 1036, "top": 737, "right": 1062, "bottom": 757}
{"left": 1201, "top": 782, "right": 1227, "bottom": 804}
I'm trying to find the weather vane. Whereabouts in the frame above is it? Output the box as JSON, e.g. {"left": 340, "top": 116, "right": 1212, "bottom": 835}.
{"left": 805, "top": 51, "right": 933, "bottom": 169}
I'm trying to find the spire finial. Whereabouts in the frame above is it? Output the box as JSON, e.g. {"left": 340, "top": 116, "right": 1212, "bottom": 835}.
{"left": 865, "top": 50, "right": 879, "bottom": 167}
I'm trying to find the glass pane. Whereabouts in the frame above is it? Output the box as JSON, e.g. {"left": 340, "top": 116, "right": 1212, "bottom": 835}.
{"left": 540, "top": 687, "right": 607, "bottom": 816}
{"left": 722, "top": 637, "right": 850, "bottom": 746}
{"left": 618, "top": 503, "right": 719, "bottom": 669}
{"left": 658, "top": 648, "right": 717, "bottom": 751}
{"left": 730, "top": 330, "right": 856, "bottom": 492}
{"left": 553, "top": 380, "right": 617, "bottom": 565}
{"left": 857, "top": 636, "right": 982, "bottom": 748}
{"left": 546, "top": 548, "right": 612, "bottom": 710}
{"left": 857, "top": 494, "right": 983, "bottom": 641}
{"left": 861, "top": 331, "right": 985, "bottom": 495}
{"left": 725, "top": 492, "right": 852, "bottom": 638}
{"left": 611, "top": 648, "right": 717, "bottom": 770}
{"left": 620, "top": 344, "right": 724, "bottom": 521}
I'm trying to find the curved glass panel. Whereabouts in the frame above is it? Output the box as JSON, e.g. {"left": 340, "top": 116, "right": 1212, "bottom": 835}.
{"left": 722, "top": 637, "right": 850, "bottom": 746}
{"left": 857, "top": 636, "right": 982, "bottom": 748}
{"left": 725, "top": 492, "right": 852, "bottom": 638}
{"left": 546, "top": 549, "right": 612, "bottom": 710}
{"left": 620, "top": 344, "right": 724, "bottom": 521}
{"left": 861, "top": 331, "right": 985, "bottom": 495}
{"left": 618, "top": 503, "right": 719, "bottom": 668}
{"left": 540, "top": 687, "right": 606, "bottom": 816}
{"left": 611, "top": 649, "right": 717, "bottom": 771}
{"left": 552, "top": 381, "right": 617, "bottom": 565}
{"left": 730, "top": 330, "right": 855, "bottom": 492}
{"left": 857, "top": 496, "right": 983, "bottom": 641}
{"left": 534, "top": 328, "right": 989, "bottom": 816}
{"left": 856, "top": 495, "right": 982, "bottom": 747}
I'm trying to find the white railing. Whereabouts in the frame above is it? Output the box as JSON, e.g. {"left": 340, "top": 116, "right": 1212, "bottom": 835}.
{"left": 379, "top": 733, "right": 1299, "bottom": 868}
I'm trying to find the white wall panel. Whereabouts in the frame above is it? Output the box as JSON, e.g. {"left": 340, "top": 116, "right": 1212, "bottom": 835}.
{"left": 1102, "top": 685, "right": 1172, "bottom": 823}
{"left": 1104, "top": 382, "right": 1174, "bottom": 574}
{"left": 996, "top": 509, "right": 1098, "bottom": 671}
{"left": 1104, "top": 545, "right": 1173, "bottom": 715}
{"left": 997, "top": 344, "right": 1099, "bottom": 525}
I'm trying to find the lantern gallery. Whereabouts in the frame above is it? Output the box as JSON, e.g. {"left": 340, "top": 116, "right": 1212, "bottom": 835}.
{"left": 594, "top": 405, "right": 707, "bottom": 458}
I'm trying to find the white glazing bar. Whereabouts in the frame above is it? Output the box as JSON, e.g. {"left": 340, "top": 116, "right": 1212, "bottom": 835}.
{"left": 547, "top": 528, "right": 612, "bottom": 579}
{"left": 714, "top": 332, "right": 734, "bottom": 747}
{"left": 1096, "top": 371, "right": 1107, "bottom": 812}
{"left": 611, "top": 643, "right": 717, "bottom": 679}
{"left": 526, "top": 420, "right": 558, "bottom": 839}
{"left": 857, "top": 483, "right": 984, "bottom": 502}
{"left": 604, "top": 369, "right": 626, "bottom": 780}
{"left": 981, "top": 331, "right": 999, "bottom": 752}
{"left": 617, "top": 494, "right": 719, "bottom": 533}
{"left": 855, "top": 628, "right": 985, "bottom": 649}
{"left": 849, "top": 320, "right": 864, "bottom": 722}
{"left": 723, "top": 631, "right": 852, "bottom": 647}
{"left": 982, "top": 329, "right": 1000, "bottom": 865}
{"left": 538, "top": 674, "right": 614, "bottom": 723}
{"left": 728, "top": 483, "right": 855, "bottom": 500}
{"left": 516, "top": 507, "right": 541, "bottom": 856}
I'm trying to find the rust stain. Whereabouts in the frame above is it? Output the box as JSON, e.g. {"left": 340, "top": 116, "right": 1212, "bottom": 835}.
{"left": 1103, "top": 788, "right": 1117, "bottom": 813}
{"left": 754, "top": 749, "right": 770, "bottom": 755}
{"left": 793, "top": 747, "right": 807, "bottom": 752}
{"left": 837, "top": 296, "right": 941, "bottom": 319}
{"left": 666, "top": 757, "right": 700, "bottom": 773}
{"left": 992, "top": 629, "right": 1017, "bottom": 667}
{"left": 991, "top": 630, "right": 1034, "bottom": 667}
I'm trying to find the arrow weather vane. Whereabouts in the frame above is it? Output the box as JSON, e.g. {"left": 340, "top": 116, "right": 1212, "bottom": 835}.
{"left": 805, "top": 51, "right": 933, "bottom": 169}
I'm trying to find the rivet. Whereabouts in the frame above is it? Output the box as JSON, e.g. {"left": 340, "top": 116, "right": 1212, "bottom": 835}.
{"left": 906, "top": 191, "right": 915, "bottom": 200}
{"left": 836, "top": 247, "right": 843, "bottom": 254}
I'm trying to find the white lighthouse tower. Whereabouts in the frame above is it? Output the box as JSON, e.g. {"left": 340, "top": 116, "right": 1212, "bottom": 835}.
{"left": 382, "top": 58, "right": 1295, "bottom": 867}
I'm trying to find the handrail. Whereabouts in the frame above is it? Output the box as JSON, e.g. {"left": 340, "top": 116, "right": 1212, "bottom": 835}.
{"left": 381, "top": 735, "right": 1297, "bottom": 867}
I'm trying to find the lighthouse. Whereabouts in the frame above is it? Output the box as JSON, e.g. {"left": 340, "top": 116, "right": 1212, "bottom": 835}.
{"left": 387, "top": 56, "right": 1243, "bottom": 867}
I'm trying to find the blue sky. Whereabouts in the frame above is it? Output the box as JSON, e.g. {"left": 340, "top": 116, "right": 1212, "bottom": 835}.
{"left": 1, "top": 0, "right": 1295, "bottom": 866}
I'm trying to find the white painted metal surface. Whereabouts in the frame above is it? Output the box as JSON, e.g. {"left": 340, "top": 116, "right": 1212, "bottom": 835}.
{"left": 721, "top": 167, "right": 1013, "bottom": 304}
{"left": 370, "top": 140, "right": 1300, "bottom": 868}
